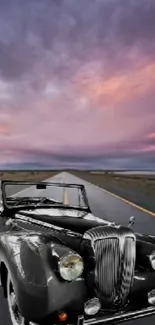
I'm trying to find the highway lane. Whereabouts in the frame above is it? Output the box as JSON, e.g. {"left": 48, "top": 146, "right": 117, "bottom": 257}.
{"left": 63, "top": 172, "right": 155, "bottom": 235}
{"left": 1, "top": 171, "right": 155, "bottom": 325}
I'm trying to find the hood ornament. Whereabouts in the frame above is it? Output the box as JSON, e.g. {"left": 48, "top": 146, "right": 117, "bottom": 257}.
{"left": 128, "top": 216, "right": 135, "bottom": 228}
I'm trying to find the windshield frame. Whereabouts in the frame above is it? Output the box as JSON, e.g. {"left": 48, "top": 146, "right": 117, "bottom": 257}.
{"left": 1, "top": 180, "right": 90, "bottom": 212}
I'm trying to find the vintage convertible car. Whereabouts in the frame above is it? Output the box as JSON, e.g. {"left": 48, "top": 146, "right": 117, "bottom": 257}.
{"left": 1, "top": 180, "right": 155, "bottom": 325}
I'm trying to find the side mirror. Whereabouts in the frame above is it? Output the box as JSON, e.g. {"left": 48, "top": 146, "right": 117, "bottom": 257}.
{"left": 128, "top": 216, "right": 135, "bottom": 228}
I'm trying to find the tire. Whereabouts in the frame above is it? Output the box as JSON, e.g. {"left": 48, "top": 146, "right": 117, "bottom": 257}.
{"left": 7, "top": 272, "right": 36, "bottom": 325}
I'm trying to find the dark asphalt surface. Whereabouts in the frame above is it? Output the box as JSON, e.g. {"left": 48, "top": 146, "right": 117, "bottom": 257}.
{"left": 72, "top": 171, "right": 155, "bottom": 213}
{"left": 1, "top": 172, "right": 155, "bottom": 325}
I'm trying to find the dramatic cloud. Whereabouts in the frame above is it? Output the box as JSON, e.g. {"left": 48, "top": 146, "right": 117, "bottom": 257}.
{"left": 0, "top": 0, "right": 155, "bottom": 169}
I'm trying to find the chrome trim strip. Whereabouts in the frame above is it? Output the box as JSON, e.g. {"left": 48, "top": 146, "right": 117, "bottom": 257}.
{"left": 82, "top": 306, "right": 155, "bottom": 325}
{"left": 83, "top": 226, "right": 135, "bottom": 242}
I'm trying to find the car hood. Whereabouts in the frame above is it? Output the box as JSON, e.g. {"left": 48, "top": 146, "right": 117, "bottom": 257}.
{"left": 18, "top": 208, "right": 114, "bottom": 226}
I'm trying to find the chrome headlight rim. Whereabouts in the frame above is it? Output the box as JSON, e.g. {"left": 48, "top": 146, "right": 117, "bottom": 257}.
{"left": 149, "top": 252, "right": 155, "bottom": 270}
{"left": 58, "top": 252, "right": 84, "bottom": 282}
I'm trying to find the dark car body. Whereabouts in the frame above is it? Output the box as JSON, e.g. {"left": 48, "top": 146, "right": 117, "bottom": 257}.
{"left": 1, "top": 180, "right": 155, "bottom": 325}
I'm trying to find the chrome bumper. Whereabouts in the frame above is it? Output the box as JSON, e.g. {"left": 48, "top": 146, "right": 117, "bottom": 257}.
{"left": 78, "top": 306, "right": 155, "bottom": 325}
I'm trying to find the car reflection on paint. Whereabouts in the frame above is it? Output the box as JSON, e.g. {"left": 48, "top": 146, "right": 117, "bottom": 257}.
{"left": 0, "top": 180, "right": 155, "bottom": 325}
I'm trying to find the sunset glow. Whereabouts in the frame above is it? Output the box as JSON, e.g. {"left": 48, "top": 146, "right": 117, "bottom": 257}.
{"left": 0, "top": 0, "right": 155, "bottom": 169}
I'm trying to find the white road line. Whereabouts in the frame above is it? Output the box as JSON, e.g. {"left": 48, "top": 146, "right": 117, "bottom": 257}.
{"left": 65, "top": 173, "right": 155, "bottom": 217}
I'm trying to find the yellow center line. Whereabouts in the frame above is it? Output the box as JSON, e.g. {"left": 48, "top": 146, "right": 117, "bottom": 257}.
{"left": 83, "top": 178, "right": 155, "bottom": 217}
{"left": 103, "top": 188, "right": 155, "bottom": 217}
{"left": 62, "top": 172, "right": 155, "bottom": 218}
{"left": 63, "top": 189, "right": 69, "bottom": 205}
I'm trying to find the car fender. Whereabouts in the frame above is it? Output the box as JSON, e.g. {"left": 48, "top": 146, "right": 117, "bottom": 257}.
{"left": 136, "top": 233, "right": 155, "bottom": 270}
{"left": 0, "top": 230, "right": 88, "bottom": 322}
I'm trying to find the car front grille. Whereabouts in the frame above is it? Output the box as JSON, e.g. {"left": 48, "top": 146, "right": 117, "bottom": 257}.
{"left": 83, "top": 226, "right": 136, "bottom": 310}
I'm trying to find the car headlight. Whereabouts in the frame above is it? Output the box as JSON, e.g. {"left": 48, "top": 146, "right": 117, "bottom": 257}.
{"left": 59, "top": 253, "right": 84, "bottom": 281}
{"left": 149, "top": 252, "right": 155, "bottom": 270}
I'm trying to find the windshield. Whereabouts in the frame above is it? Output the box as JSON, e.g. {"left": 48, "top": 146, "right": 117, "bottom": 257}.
{"left": 2, "top": 182, "right": 89, "bottom": 210}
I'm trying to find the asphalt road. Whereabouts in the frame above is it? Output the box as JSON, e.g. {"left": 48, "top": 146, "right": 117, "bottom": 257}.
{"left": 1, "top": 172, "right": 155, "bottom": 325}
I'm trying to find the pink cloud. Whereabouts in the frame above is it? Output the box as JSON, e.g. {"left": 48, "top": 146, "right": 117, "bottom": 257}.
{"left": 0, "top": 0, "right": 155, "bottom": 169}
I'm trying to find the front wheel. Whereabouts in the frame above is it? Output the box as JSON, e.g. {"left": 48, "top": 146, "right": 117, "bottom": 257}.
{"left": 7, "top": 272, "right": 36, "bottom": 325}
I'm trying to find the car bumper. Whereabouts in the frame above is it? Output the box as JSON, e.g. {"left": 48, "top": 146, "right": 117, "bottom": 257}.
{"left": 78, "top": 305, "right": 155, "bottom": 325}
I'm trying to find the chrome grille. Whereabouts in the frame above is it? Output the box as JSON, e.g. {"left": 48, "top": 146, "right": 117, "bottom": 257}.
{"left": 84, "top": 226, "right": 136, "bottom": 310}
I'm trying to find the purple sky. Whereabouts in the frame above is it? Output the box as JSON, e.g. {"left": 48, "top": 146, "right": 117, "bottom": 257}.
{"left": 0, "top": 0, "right": 155, "bottom": 169}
